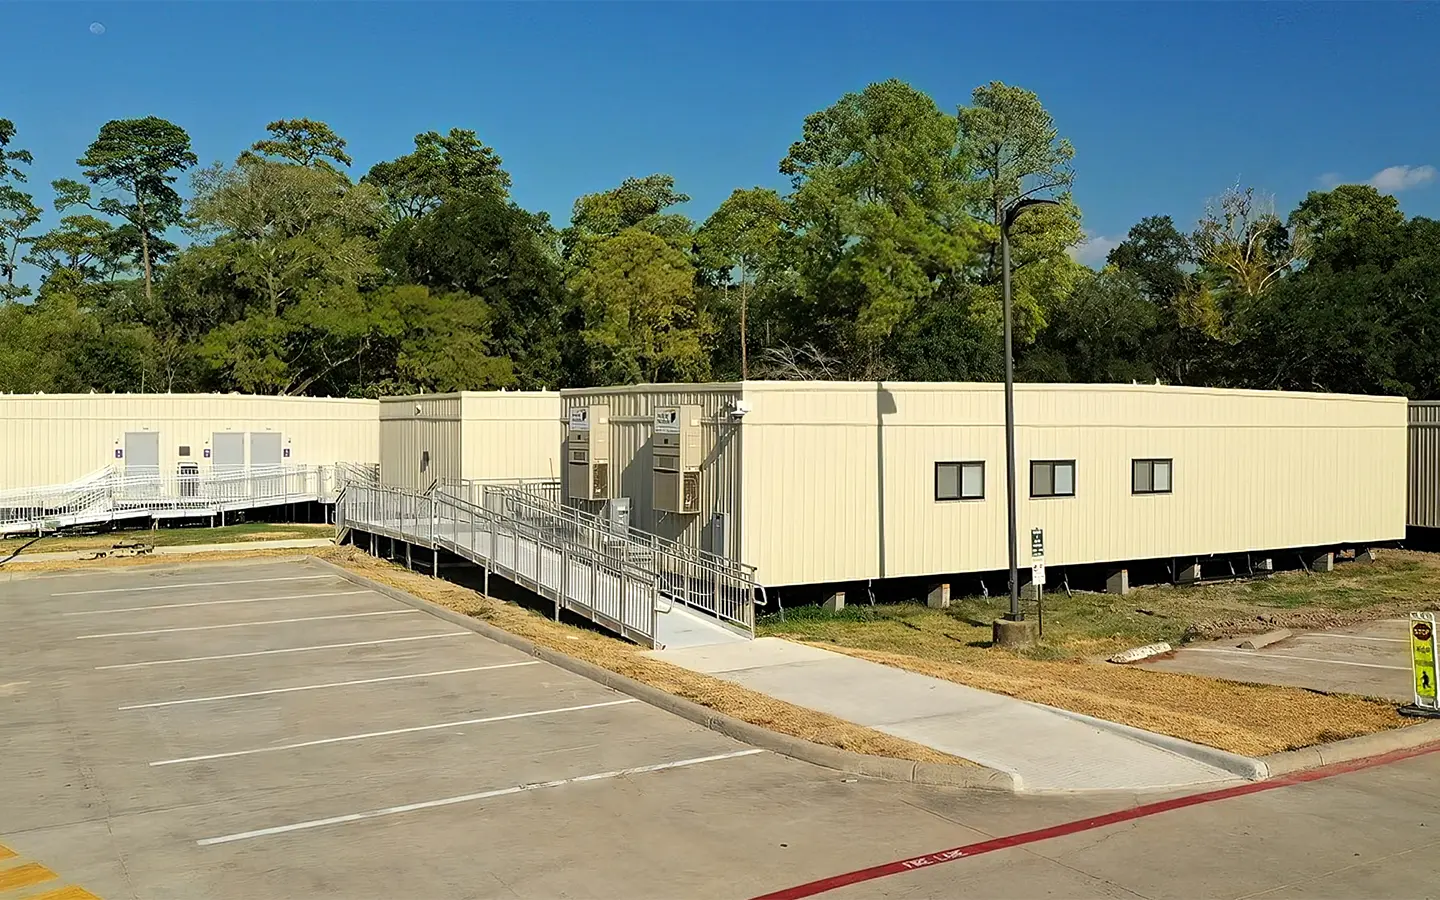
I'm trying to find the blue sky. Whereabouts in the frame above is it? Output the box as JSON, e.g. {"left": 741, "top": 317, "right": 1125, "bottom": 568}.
{"left": 4, "top": 1, "right": 1439, "bottom": 288}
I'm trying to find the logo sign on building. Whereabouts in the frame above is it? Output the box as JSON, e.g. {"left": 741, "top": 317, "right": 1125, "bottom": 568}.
{"left": 568, "top": 408, "right": 590, "bottom": 432}
{"left": 1031, "top": 528, "right": 1044, "bottom": 559}
{"left": 1031, "top": 561, "right": 1046, "bottom": 587}
{"left": 654, "top": 407, "right": 681, "bottom": 435}
{"left": 1412, "top": 612, "right": 1438, "bottom": 709}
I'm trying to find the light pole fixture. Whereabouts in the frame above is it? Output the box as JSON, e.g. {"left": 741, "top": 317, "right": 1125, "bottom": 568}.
{"left": 1000, "top": 197, "right": 1061, "bottom": 624}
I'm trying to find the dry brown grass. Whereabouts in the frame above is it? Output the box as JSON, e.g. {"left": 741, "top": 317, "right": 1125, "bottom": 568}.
{"left": 325, "top": 546, "right": 973, "bottom": 766}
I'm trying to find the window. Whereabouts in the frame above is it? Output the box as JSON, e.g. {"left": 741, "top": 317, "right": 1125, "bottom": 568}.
{"left": 1030, "top": 460, "right": 1076, "bottom": 498}
{"left": 177, "top": 445, "right": 191, "bottom": 457}
{"left": 1133, "top": 458, "right": 1172, "bottom": 494}
{"left": 936, "top": 461, "right": 985, "bottom": 501}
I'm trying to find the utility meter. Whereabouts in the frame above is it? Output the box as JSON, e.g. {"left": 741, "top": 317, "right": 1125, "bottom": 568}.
{"left": 652, "top": 405, "right": 702, "bottom": 514}
{"left": 566, "top": 405, "right": 610, "bottom": 500}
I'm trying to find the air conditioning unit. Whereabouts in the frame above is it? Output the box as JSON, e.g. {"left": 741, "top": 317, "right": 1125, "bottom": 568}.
{"left": 653, "top": 405, "right": 702, "bottom": 514}
{"left": 567, "top": 404, "right": 611, "bottom": 501}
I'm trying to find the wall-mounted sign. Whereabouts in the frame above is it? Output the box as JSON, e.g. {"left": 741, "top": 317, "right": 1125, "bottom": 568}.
{"left": 282, "top": 448, "right": 291, "bottom": 458}
{"left": 115, "top": 449, "right": 123, "bottom": 459}
{"left": 203, "top": 449, "right": 211, "bottom": 458}
{"left": 654, "top": 407, "right": 681, "bottom": 434}
{"left": 568, "top": 408, "right": 590, "bottom": 432}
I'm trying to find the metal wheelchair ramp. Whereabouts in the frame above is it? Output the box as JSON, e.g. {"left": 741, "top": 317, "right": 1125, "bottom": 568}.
{"left": 337, "top": 481, "right": 761, "bottom": 649}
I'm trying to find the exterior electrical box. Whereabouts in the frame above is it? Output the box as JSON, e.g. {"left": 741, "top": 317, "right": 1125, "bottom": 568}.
{"left": 567, "top": 404, "right": 611, "bottom": 501}
{"left": 652, "top": 405, "right": 702, "bottom": 514}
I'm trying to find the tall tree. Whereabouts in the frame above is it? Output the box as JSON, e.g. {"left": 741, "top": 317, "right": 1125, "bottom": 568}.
{"left": 0, "top": 119, "right": 33, "bottom": 184}
{"left": 563, "top": 174, "right": 692, "bottom": 264}
{"left": 1191, "top": 185, "right": 1305, "bottom": 307}
{"left": 779, "top": 79, "right": 977, "bottom": 366}
{"left": 245, "top": 118, "right": 352, "bottom": 169}
{"left": 696, "top": 187, "right": 787, "bottom": 378}
{"left": 958, "top": 81, "right": 1083, "bottom": 341}
{"left": 1288, "top": 184, "right": 1405, "bottom": 273}
{"left": 184, "top": 155, "right": 385, "bottom": 394}
{"left": 0, "top": 119, "right": 37, "bottom": 301}
{"left": 67, "top": 117, "right": 197, "bottom": 302}
{"left": 365, "top": 128, "right": 511, "bottom": 219}
{"left": 380, "top": 191, "right": 569, "bottom": 389}
{"left": 572, "top": 228, "right": 712, "bottom": 384}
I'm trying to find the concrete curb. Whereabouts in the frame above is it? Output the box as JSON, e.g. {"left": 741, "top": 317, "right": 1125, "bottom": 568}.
{"left": 1033, "top": 702, "right": 1268, "bottom": 780}
{"left": 309, "top": 557, "right": 1020, "bottom": 792}
{"left": 1260, "top": 720, "right": 1440, "bottom": 778}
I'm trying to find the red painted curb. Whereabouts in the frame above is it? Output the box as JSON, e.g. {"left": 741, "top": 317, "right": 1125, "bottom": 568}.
{"left": 749, "top": 741, "right": 1440, "bottom": 900}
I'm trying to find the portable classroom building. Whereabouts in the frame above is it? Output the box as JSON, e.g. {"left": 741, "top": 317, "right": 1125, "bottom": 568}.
{"left": 1409, "top": 401, "right": 1440, "bottom": 528}
{"left": 560, "top": 381, "right": 1407, "bottom": 588}
{"left": 378, "top": 391, "right": 563, "bottom": 493}
{"left": 0, "top": 393, "right": 379, "bottom": 490}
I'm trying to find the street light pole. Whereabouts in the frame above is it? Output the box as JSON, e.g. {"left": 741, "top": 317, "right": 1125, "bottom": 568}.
{"left": 1000, "top": 197, "right": 1061, "bottom": 625}
{"left": 1001, "top": 217, "right": 1021, "bottom": 621}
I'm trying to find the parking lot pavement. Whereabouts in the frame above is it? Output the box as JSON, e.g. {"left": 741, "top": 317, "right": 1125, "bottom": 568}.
{"left": 16, "top": 557, "right": 1440, "bottom": 900}
{"left": 1139, "top": 619, "right": 1412, "bottom": 700}
{"left": 2, "top": 558, "right": 995, "bottom": 900}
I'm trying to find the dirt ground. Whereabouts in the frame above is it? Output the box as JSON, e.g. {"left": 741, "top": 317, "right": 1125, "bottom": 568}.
{"left": 758, "top": 554, "right": 1435, "bottom": 756}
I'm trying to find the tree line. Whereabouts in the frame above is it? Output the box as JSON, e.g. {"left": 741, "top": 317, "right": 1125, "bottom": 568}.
{"left": 1, "top": 80, "right": 1437, "bottom": 398}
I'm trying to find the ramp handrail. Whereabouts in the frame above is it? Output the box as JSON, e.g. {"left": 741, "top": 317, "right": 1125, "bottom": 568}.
{"left": 442, "top": 478, "right": 759, "bottom": 632}
{"left": 341, "top": 482, "right": 662, "bottom": 645}
{"left": 0, "top": 464, "right": 332, "bottom": 536}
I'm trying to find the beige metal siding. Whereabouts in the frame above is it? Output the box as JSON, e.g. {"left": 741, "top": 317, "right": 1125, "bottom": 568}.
{"left": 378, "top": 392, "right": 561, "bottom": 492}
{"left": 739, "top": 382, "right": 1407, "bottom": 587}
{"left": 458, "top": 392, "right": 563, "bottom": 482}
{"left": 560, "top": 384, "right": 743, "bottom": 553}
{"left": 379, "top": 394, "right": 462, "bottom": 492}
{"left": 1409, "top": 402, "right": 1440, "bottom": 527}
{"left": 0, "top": 394, "right": 379, "bottom": 490}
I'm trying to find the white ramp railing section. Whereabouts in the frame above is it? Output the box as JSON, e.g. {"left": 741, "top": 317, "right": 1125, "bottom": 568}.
{"left": 0, "top": 465, "right": 331, "bottom": 536}
{"left": 445, "top": 480, "right": 763, "bottom": 634}
{"left": 338, "top": 480, "right": 764, "bottom": 648}
{"left": 339, "top": 482, "right": 667, "bottom": 646}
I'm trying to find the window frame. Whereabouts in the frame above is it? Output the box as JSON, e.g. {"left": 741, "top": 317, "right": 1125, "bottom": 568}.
{"left": 1132, "top": 458, "right": 1173, "bottom": 495}
{"left": 935, "top": 460, "right": 986, "bottom": 502}
{"left": 1030, "top": 459, "right": 1077, "bottom": 499}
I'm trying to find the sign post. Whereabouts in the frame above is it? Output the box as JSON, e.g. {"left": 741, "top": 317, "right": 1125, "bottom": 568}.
{"left": 1407, "top": 612, "right": 1440, "bottom": 716}
{"left": 1030, "top": 529, "right": 1045, "bottom": 635}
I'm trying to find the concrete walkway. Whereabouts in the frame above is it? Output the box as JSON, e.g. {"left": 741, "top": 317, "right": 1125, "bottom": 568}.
{"left": 649, "top": 638, "right": 1244, "bottom": 792}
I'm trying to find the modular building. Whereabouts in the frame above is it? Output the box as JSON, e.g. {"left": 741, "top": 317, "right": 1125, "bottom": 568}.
{"left": 0, "top": 393, "right": 379, "bottom": 490}
{"left": 1409, "top": 401, "right": 1440, "bottom": 528}
{"left": 379, "top": 391, "right": 563, "bottom": 493}
{"left": 560, "top": 381, "right": 1407, "bottom": 589}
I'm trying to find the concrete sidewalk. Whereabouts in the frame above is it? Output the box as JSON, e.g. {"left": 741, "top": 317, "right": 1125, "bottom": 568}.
{"left": 649, "top": 638, "right": 1245, "bottom": 792}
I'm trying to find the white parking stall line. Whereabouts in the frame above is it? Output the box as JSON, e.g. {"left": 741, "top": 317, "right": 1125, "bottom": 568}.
{"left": 53, "top": 574, "right": 335, "bottom": 596}
{"left": 76, "top": 609, "right": 417, "bottom": 640}
{"left": 1185, "top": 647, "right": 1409, "bottom": 671}
{"left": 151, "top": 698, "right": 641, "bottom": 766}
{"left": 64, "top": 590, "right": 373, "bottom": 616}
{"left": 95, "top": 632, "right": 470, "bottom": 670}
{"left": 196, "top": 748, "right": 766, "bottom": 845}
{"left": 119, "top": 661, "right": 542, "bottom": 710}
{"left": 1302, "top": 633, "right": 1408, "bottom": 644}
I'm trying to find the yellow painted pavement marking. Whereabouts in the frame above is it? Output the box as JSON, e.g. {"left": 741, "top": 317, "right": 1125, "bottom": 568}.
{"left": 0, "top": 847, "right": 12, "bottom": 862}
{"left": 33, "top": 887, "right": 103, "bottom": 900}
{"left": 0, "top": 861, "right": 58, "bottom": 891}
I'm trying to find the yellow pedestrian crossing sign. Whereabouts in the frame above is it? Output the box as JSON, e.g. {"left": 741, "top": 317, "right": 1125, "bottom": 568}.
{"left": 1411, "top": 612, "right": 1438, "bottom": 709}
